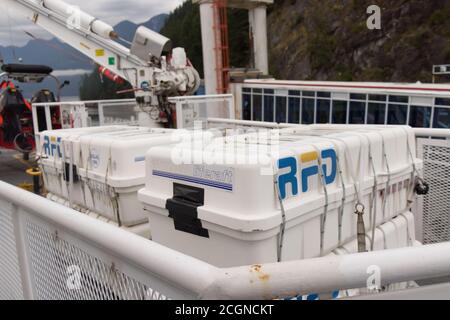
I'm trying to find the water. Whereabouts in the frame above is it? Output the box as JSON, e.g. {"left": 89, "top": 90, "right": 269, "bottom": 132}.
{"left": 60, "top": 96, "right": 80, "bottom": 102}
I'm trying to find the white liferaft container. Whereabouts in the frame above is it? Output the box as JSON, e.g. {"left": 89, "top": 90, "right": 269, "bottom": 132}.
{"left": 71, "top": 128, "right": 217, "bottom": 227}
{"left": 37, "top": 125, "right": 143, "bottom": 200}
{"left": 138, "top": 125, "right": 423, "bottom": 267}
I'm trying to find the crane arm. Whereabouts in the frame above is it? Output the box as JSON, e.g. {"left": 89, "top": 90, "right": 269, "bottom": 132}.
{"left": 6, "top": 0, "right": 142, "bottom": 85}
{"left": 7, "top": 0, "right": 201, "bottom": 122}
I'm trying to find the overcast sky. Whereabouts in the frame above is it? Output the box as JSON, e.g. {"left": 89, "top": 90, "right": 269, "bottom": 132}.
{"left": 1, "top": 0, "right": 185, "bottom": 46}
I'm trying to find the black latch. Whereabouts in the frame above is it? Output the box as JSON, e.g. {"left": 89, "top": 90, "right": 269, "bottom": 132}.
{"left": 415, "top": 178, "right": 429, "bottom": 195}
{"left": 63, "top": 163, "right": 79, "bottom": 183}
{"left": 166, "top": 183, "right": 209, "bottom": 238}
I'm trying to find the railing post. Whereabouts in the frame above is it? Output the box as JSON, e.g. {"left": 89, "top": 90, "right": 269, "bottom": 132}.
{"left": 45, "top": 104, "right": 52, "bottom": 131}
{"left": 12, "top": 206, "right": 36, "bottom": 300}
{"left": 415, "top": 137, "right": 425, "bottom": 243}
{"left": 98, "top": 103, "right": 105, "bottom": 127}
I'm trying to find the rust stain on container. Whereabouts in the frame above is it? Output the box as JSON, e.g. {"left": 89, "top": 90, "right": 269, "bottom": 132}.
{"left": 250, "top": 264, "right": 270, "bottom": 282}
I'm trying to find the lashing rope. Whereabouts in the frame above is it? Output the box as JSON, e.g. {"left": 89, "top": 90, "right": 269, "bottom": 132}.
{"left": 309, "top": 145, "right": 330, "bottom": 255}
{"left": 274, "top": 173, "right": 287, "bottom": 262}
{"left": 322, "top": 135, "right": 367, "bottom": 252}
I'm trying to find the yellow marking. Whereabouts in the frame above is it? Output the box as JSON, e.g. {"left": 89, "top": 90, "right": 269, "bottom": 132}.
{"left": 18, "top": 183, "right": 33, "bottom": 192}
{"left": 50, "top": 136, "right": 56, "bottom": 143}
{"left": 95, "top": 49, "right": 105, "bottom": 57}
{"left": 80, "top": 42, "right": 91, "bottom": 50}
{"left": 301, "top": 151, "right": 318, "bottom": 163}
{"left": 26, "top": 168, "right": 42, "bottom": 177}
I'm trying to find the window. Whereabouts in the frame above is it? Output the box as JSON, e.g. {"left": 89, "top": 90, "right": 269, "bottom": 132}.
{"left": 289, "top": 90, "right": 301, "bottom": 96}
{"left": 242, "top": 88, "right": 251, "bottom": 93}
{"left": 387, "top": 104, "right": 408, "bottom": 125}
{"left": 263, "top": 95, "right": 274, "bottom": 122}
{"left": 288, "top": 97, "right": 300, "bottom": 124}
{"left": 253, "top": 88, "right": 262, "bottom": 94}
{"left": 303, "top": 91, "right": 315, "bottom": 97}
{"left": 302, "top": 98, "right": 314, "bottom": 124}
{"left": 389, "top": 95, "right": 409, "bottom": 103}
{"left": 332, "top": 100, "right": 347, "bottom": 124}
{"left": 367, "top": 103, "right": 386, "bottom": 124}
{"left": 253, "top": 94, "right": 262, "bottom": 121}
{"left": 433, "top": 108, "right": 450, "bottom": 128}
{"left": 349, "top": 101, "right": 366, "bottom": 124}
{"left": 369, "top": 94, "right": 387, "bottom": 102}
{"left": 350, "top": 93, "right": 366, "bottom": 100}
{"left": 242, "top": 94, "right": 251, "bottom": 120}
{"left": 316, "top": 99, "right": 331, "bottom": 123}
{"left": 275, "top": 96, "right": 287, "bottom": 123}
{"left": 409, "top": 106, "right": 431, "bottom": 128}
{"left": 264, "top": 89, "right": 274, "bottom": 94}
{"left": 317, "top": 92, "right": 331, "bottom": 98}
{"left": 436, "top": 98, "right": 450, "bottom": 106}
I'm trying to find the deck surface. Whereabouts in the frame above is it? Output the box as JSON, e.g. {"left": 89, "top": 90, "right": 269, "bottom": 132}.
{"left": 0, "top": 148, "right": 33, "bottom": 186}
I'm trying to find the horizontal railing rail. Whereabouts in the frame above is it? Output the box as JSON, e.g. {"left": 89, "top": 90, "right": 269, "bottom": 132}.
{"left": 3, "top": 122, "right": 450, "bottom": 299}
{"left": 2, "top": 179, "right": 450, "bottom": 300}
{"left": 32, "top": 98, "right": 136, "bottom": 107}
{"left": 0, "top": 181, "right": 218, "bottom": 300}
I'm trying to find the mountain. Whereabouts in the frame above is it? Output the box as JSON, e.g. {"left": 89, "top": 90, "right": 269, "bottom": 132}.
{"left": 0, "top": 14, "right": 168, "bottom": 99}
{"left": 115, "top": 13, "right": 169, "bottom": 42}
{"left": 159, "top": 1, "right": 249, "bottom": 78}
{"left": 160, "top": 0, "right": 450, "bottom": 83}
{"left": 267, "top": 0, "right": 450, "bottom": 82}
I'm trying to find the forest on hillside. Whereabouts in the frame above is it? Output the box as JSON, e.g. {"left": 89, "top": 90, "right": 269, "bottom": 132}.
{"left": 80, "top": 0, "right": 450, "bottom": 99}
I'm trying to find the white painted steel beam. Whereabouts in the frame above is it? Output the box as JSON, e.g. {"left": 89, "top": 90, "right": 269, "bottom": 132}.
{"left": 202, "top": 242, "right": 450, "bottom": 299}
{"left": 249, "top": 5, "right": 269, "bottom": 75}
{"left": 3, "top": 180, "right": 450, "bottom": 300}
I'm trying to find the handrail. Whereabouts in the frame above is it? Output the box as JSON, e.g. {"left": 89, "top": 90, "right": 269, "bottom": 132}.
{"left": 3, "top": 179, "right": 450, "bottom": 299}
{"left": 168, "top": 94, "right": 233, "bottom": 102}
{"left": 206, "top": 117, "right": 297, "bottom": 129}
{"left": 413, "top": 128, "right": 450, "bottom": 139}
{"left": 204, "top": 242, "right": 450, "bottom": 299}
{"left": 32, "top": 98, "right": 136, "bottom": 107}
{"left": 0, "top": 181, "right": 219, "bottom": 298}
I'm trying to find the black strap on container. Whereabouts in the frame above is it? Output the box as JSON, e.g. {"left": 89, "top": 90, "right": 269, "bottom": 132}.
{"left": 165, "top": 183, "right": 209, "bottom": 238}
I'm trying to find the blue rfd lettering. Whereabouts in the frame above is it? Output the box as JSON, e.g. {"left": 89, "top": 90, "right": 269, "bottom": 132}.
{"left": 277, "top": 157, "right": 298, "bottom": 199}
{"left": 302, "top": 165, "right": 318, "bottom": 193}
{"left": 322, "top": 148, "right": 337, "bottom": 184}
{"left": 43, "top": 136, "right": 51, "bottom": 155}
{"left": 43, "top": 136, "right": 62, "bottom": 158}
{"left": 277, "top": 148, "right": 337, "bottom": 200}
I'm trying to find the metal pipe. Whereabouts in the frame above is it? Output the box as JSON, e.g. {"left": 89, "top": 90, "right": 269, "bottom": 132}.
{"left": 32, "top": 98, "right": 136, "bottom": 107}
{"left": 413, "top": 128, "right": 450, "bottom": 139}
{"left": 198, "top": 1, "right": 219, "bottom": 94}
{"left": 0, "top": 180, "right": 220, "bottom": 297}
{"left": 48, "top": 74, "right": 62, "bottom": 102}
{"left": 249, "top": 5, "right": 269, "bottom": 75}
{"left": 4, "top": 179, "right": 450, "bottom": 299}
{"left": 206, "top": 117, "right": 298, "bottom": 129}
{"left": 203, "top": 242, "right": 450, "bottom": 299}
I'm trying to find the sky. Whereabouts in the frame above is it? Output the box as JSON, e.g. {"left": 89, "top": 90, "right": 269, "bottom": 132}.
{"left": 0, "top": 0, "right": 185, "bottom": 46}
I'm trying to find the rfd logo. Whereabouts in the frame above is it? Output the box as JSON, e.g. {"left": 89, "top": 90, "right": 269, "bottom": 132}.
{"left": 43, "top": 136, "right": 62, "bottom": 158}
{"left": 277, "top": 148, "right": 337, "bottom": 199}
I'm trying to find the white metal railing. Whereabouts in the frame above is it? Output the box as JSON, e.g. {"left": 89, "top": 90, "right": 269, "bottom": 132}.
{"left": 32, "top": 95, "right": 238, "bottom": 134}
{"left": 2, "top": 177, "right": 450, "bottom": 300}
{"left": 0, "top": 180, "right": 217, "bottom": 300}
{"left": 2, "top": 127, "right": 450, "bottom": 300}
{"left": 168, "top": 94, "right": 235, "bottom": 129}
{"left": 413, "top": 128, "right": 450, "bottom": 245}
{"left": 32, "top": 99, "right": 139, "bottom": 136}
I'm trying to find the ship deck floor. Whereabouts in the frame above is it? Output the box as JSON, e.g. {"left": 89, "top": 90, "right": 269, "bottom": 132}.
{"left": 0, "top": 148, "right": 34, "bottom": 187}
